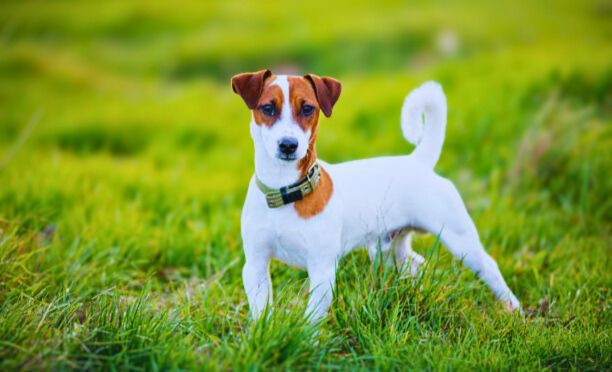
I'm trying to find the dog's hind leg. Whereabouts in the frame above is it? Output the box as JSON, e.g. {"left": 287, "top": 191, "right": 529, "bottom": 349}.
{"left": 430, "top": 182, "right": 521, "bottom": 311}
{"left": 394, "top": 232, "right": 425, "bottom": 277}
{"left": 367, "top": 234, "right": 396, "bottom": 267}
{"left": 368, "top": 231, "right": 425, "bottom": 275}
{"left": 442, "top": 228, "right": 521, "bottom": 311}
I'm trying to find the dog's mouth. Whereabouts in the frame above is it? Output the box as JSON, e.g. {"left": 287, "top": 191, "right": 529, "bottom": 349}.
{"left": 277, "top": 153, "right": 298, "bottom": 161}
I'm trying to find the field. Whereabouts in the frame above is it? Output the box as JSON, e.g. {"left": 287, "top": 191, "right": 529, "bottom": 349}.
{"left": 0, "top": 0, "right": 610, "bottom": 369}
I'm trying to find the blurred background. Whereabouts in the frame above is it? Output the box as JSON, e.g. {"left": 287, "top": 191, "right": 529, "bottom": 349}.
{"left": 0, "top": 0, "right": 610, "bottom": 368}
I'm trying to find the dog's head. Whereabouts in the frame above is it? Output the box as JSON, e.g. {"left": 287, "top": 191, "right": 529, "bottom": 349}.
{"left": 231, "top": 70, "right": 341, "bottom": 166}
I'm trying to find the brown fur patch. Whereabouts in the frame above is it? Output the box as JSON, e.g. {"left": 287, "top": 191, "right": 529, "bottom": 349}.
{"left": 252, "top": 78, "right": 282, "bottom": 127}
{"left": 287, "top": 76, "right": 333, "bottom": 218}
{"left": 304, "top": 74, "right": 342, "bottom": 117}
{"left": 231, "top": 69, "right": 272, "bottom": 109}
{"left": 288, "top": 77, "right": 320, "bottom": 177}
{"left": 294, "top": 165, "right": 333, "bottom": 219}
{"left": 288, "top": 77, "right": 320, "bottom": 132}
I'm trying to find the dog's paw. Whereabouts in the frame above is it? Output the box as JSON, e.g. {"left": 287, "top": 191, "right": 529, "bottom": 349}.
{"left": 503, "top": 295, "right": 523, "bottom": 314}
{"left": 398, "top": 252, "right": 425, "bottom": 277}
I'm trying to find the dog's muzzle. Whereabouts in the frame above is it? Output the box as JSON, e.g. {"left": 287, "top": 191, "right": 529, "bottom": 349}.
{"left": 277, "top": 137, "right": 298, "bottom": 161}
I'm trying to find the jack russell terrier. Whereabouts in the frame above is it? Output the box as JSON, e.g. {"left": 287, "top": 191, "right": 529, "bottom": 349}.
{"left": 231, "top": 69, "right": 521, "bottom": 322}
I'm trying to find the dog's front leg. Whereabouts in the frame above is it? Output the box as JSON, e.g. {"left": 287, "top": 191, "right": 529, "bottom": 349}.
{"left": 306, "top": 260, "right": 337, "bottom": 323}
{"left": 242, "top": 255, "right": 272, "bottom": 321}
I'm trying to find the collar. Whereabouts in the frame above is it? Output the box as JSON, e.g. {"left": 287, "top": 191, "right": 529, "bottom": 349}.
{"left": 255, "top": 162, "right": 321, "bottom": 208}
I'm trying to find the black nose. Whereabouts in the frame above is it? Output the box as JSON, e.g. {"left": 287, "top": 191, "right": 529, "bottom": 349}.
{"left": 278, "top": 137, "right": 298, "bottom": 155}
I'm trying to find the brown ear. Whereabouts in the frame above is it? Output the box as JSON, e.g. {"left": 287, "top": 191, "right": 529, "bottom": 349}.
{"left": 231, "top": 69, "right": 272, "bottom": 109}
{"left": 304, "top": 74, "right": 342, "bottom": 117}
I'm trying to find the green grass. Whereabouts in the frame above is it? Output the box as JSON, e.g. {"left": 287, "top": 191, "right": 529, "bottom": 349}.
{"left": 0, "top": 0, "right": 610, "bottom": 369}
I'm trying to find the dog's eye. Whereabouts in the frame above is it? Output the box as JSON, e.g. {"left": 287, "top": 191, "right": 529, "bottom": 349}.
{"left": 260, "top": 104, "right": 276, "bottom": 116}
{"left": 301, "top": 104, "right": 315, "bottom": 116}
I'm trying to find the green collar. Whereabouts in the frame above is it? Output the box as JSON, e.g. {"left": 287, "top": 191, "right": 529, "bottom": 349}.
{"left": 255, "top": 162, "right": 321, "bottom": 208}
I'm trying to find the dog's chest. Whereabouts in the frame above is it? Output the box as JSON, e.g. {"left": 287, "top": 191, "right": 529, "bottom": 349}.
{"left": 266, "top": 208, "right": 317, "bottom": 268}
{"left": 243, "top": 188, "right": 340, "bottom": 268}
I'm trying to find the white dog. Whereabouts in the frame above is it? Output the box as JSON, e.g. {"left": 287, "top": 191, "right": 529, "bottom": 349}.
{"left": 232, "top": 69, "right": 521, "bottom": 322}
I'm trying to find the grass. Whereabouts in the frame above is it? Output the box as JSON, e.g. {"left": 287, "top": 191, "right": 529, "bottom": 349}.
{"left": 0, "top": 0, "right": 610, "bottom": 369}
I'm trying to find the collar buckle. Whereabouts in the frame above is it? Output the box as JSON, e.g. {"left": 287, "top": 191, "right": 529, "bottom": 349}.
{"left": 306, "top": 162, "right": 319, "bottom": 190}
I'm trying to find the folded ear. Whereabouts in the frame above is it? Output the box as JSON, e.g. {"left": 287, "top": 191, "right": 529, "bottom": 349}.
{"left": 231, "top": 69, "right": 272, "bottom": 109}
{"left": 304, "top": 74, "right": 342, "bottom": 117}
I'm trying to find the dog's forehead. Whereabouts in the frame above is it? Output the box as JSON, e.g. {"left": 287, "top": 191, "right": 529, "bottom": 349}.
{"left": 259, "top": 77, "right": 283, "bottom": 104}
{"left": 264, "top": 75, "right": 289, "bottom": 99}
{"left": 264, "top": 75, "right": 316, "bottom": 102}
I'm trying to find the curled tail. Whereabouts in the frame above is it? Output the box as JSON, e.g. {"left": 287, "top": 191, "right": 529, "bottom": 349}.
{"left": 401, "top": 81, "right": 447, "bottom": 168}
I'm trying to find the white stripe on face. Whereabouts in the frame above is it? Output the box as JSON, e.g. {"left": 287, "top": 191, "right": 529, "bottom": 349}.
{"left": 258, "top": 75, "right": 309, "bottom": 163}
{"left": 275, "top": 75, "right": 292, "bottom": 122}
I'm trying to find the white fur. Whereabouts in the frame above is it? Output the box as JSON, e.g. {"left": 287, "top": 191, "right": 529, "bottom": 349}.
{"left": 251, "top": 75, "right": 310, "bottom": 188}
{"left": 241, "top": 80, "right": 521, "bottom": 323}
{"left": 401, "top": 81, "right": 447, "bottom": 168}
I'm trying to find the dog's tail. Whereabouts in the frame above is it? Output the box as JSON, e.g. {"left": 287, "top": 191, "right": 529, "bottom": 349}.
{"left": 401, "top": 81, "right": 447, "bottom": 169}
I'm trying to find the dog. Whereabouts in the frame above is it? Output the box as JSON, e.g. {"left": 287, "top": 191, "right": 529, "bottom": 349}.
{"left": 231, "top": 69, "right": 521, "bottom": 322}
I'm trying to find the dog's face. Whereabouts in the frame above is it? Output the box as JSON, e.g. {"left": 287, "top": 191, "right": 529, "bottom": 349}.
{"left": 231, "top": 70, "right": 341, "bottom": 166}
